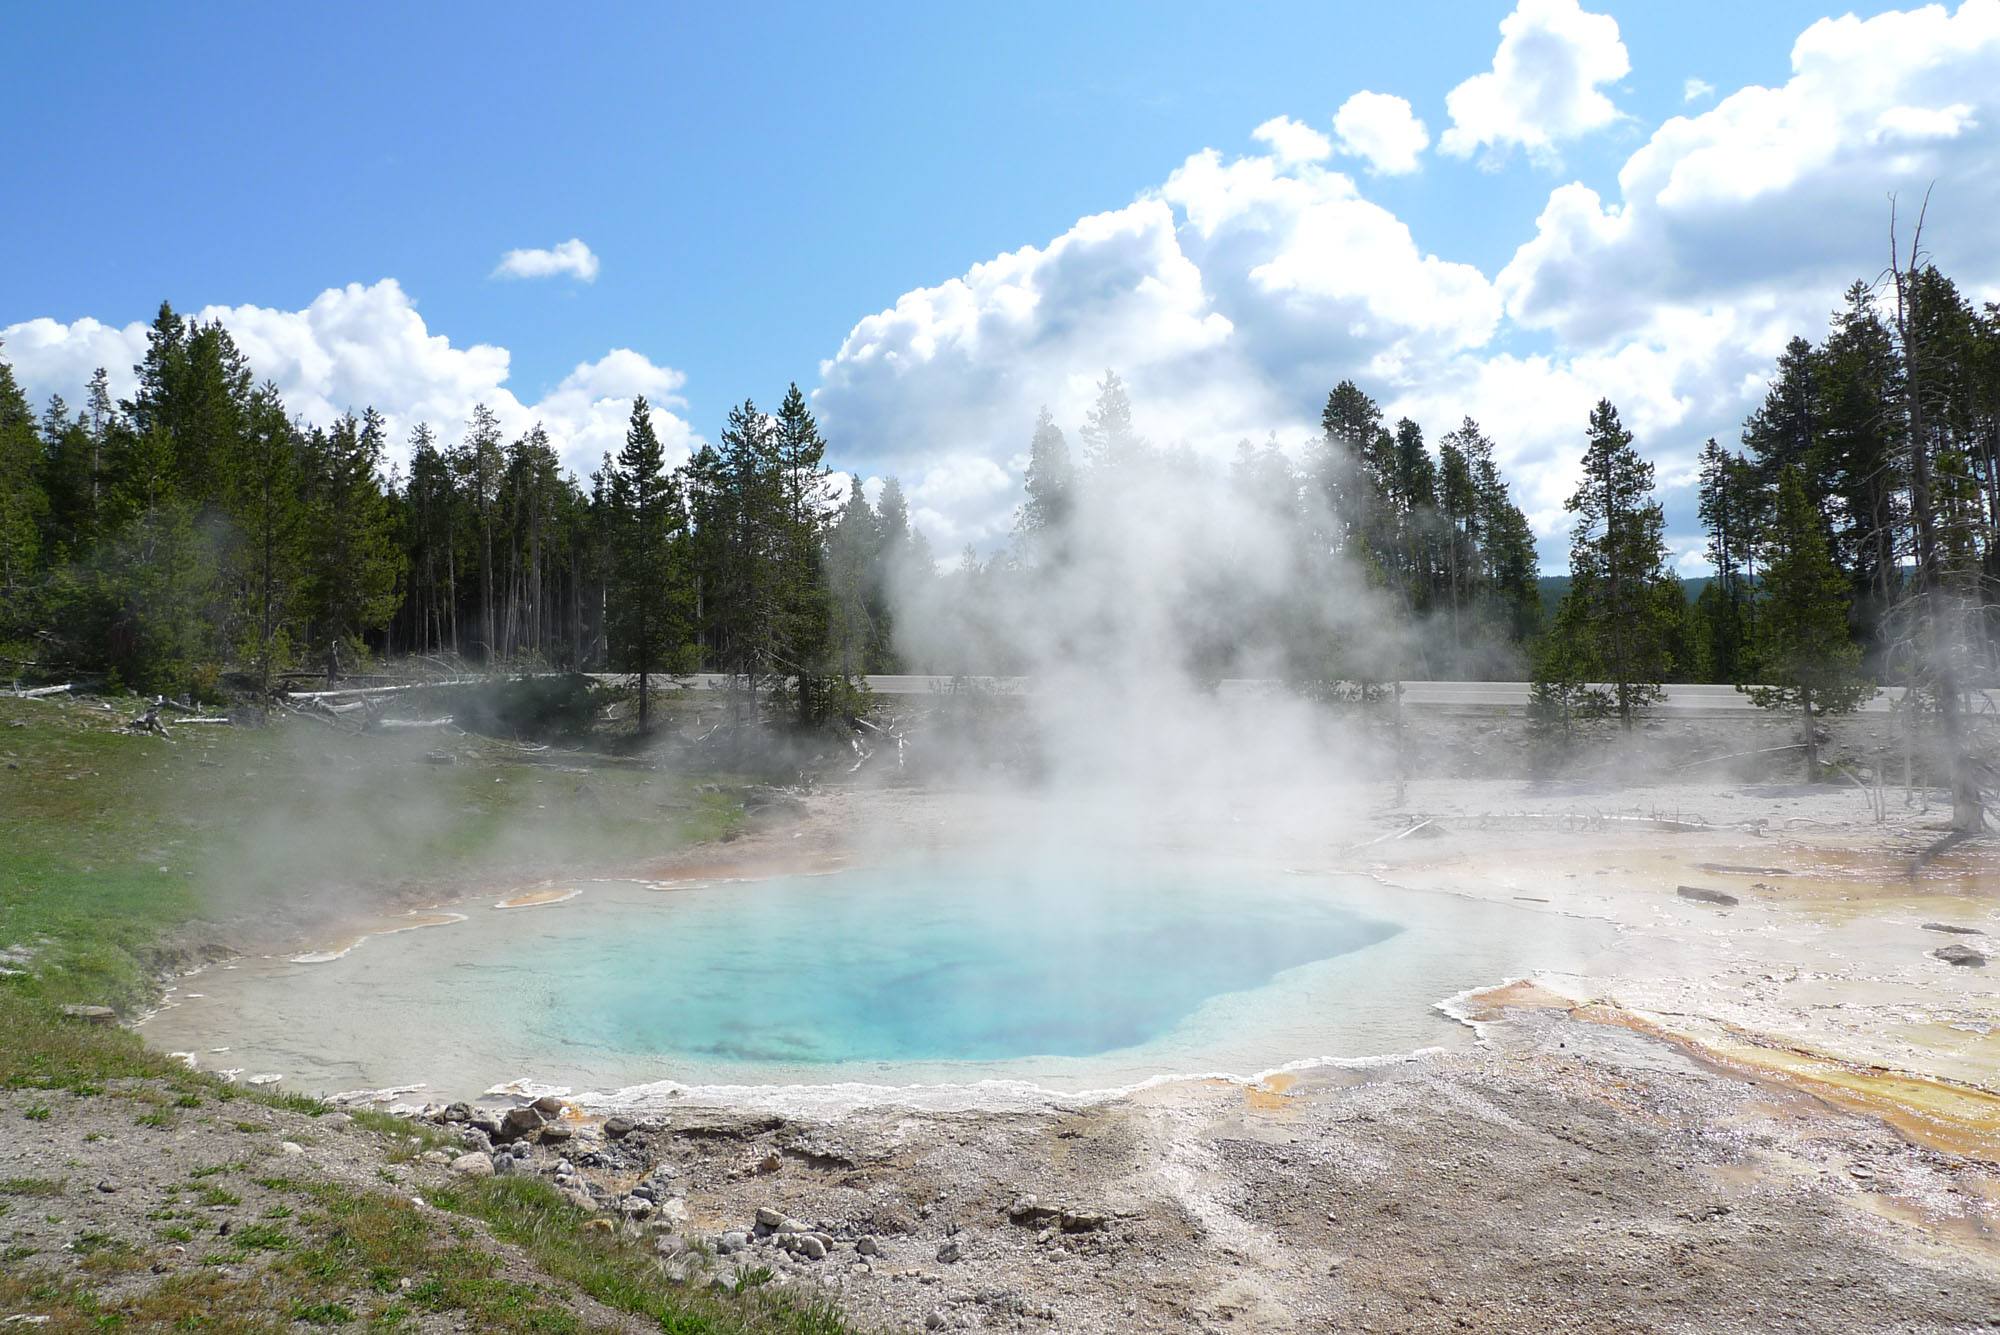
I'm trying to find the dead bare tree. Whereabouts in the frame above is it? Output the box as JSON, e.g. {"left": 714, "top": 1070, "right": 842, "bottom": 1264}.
{"left": 1885, "top": 190, "right": 1987, "bottom": 833}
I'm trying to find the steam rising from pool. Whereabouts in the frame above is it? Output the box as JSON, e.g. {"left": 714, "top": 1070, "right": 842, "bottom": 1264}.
{"left": 142, "top": 856, "right": 1617, "bottom": 1107}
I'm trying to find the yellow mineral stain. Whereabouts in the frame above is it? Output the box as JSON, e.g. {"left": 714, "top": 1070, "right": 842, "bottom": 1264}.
{"left": 1570, "top": 1004, "right": 2000, "bottom": 1162}
{"left": 1243, "top": 1071, "right": 1299, "bottom": 1112}
{"left": 494, "top": 887, "right": 582, "bottom": 910}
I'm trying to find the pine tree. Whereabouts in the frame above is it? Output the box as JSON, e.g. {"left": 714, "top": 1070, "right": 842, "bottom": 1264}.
{"left": 228, "top": 384, "right": 305, "bottom": 689}
{"left": 606, "top": 396, "right": 693, "bottom": 730}
{"left": 773, "top": 384, "right": 835, "bottom": 723}
{"left": 826, "top": 484, "right": 882, "bottom": 675}
{"left": 1078, "top": 371, "right": 1145, "bottom": 471}
{"left": 1819, "top": 282, "right": 1902, "bottom": 646}
{"left": 0, "top": 358, "right": 49, "bottom": 647}
{"left": 1553, "top": 399, "right": 1677, "bottom": 726}
{"left": 455, "top": 404, "right": 505, "bottom": 662}
{"left": 302, "top": 410, "right": 404, "bottom": 668}
{"left": 1694, "top": 438, "right": 1757, "bottom": 682}
{"left": 1018, "top": 407, "right": 1075, "bottom": 548}
{"left": 1743, "top": 469, "right": 1873, "bottom": 778}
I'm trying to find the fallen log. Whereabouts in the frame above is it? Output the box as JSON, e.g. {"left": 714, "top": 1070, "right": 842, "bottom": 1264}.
{"left": 11, "top": 683, "right": 72, "bottom": 698}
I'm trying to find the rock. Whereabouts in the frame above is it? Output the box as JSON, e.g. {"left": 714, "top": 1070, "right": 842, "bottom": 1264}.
{"left": 1059, "top": 1210, "right": 1108, "bottom": 1233}
{"left": 1675, "top": 885, "right": 1739, "bottom": 907}
{"left": 777, "top": 1217, "right": 807, "bottom": 1234}
{"left": 531, "top": 1095, "right": 567, "bottom": 1118}
{"left": 419, "top": 1150, "right": 451, "bottom": 1166}
{"left": 936, "top": 1240, "right": 962, "bottom": 1264}
{"left": 657, "top": 1198, "right": 688, "bottom": 1224}
{"left": 795, "top": 1234, "right": 828, "bottom": 1260}
{"left": 755, "top": 1206, "right": 785, "bottom": 1228}
{"left": 539, "top": 1123, "right": 574, "bottom": 1144}
{"left": 1007, "top": 1195, "right": 1059, "bottom": 1226}
{"left": 280, "top": 1141, "right": 305, "bottom": 1156}
{"left": 440, "top": 1102, "right": 473, "bottom": 1123}
{"left": 925, "top": 1312, "right": 947, "bottom": 1330}
{"left": 1922, "top": 922, "right": 1986, "bottom": 936}
{"left": 718, "top": 1231, "right": 750, "bottom": 1254}
{"left": 60, "top": 1004, "right": 117, "bottom": 1025}
{"left": 603, "top": 1115, "right": 636, "bottom": 1139}
{"left": 497, "top": 1106, "right": 545, "bottom": 1142}
{"left": 492, "top": 1154, "right": 517, "bottom": 1176}
{"left": 620, "top": 1195, "right": 654, "bottom": 1219}
{"left": 1933, "top": 944, "right": 1989, "bottom": 967}
{"left": 450, "top": 1152, "right": 495, "bottom": 1178}
{"left": 856, "top": 1235, "right": 881, "bottom": 1257}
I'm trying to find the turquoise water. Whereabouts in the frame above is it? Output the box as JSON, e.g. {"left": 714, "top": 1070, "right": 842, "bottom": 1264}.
{"left": 142, "top": 857, "right": 1618, "bottom": 1102}
{"left": 554, "top": 865, "right": 1399, "bottom": 1064}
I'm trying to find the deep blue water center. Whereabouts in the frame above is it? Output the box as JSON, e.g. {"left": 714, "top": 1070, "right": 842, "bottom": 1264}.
{"left": 547, "top": 863, "right": 1402, "bottom": 1065}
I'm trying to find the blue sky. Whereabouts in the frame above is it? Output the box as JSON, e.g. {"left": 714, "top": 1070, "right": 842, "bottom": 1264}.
{"left": 5, "top": 1, "right": 1996, "bottom": 566}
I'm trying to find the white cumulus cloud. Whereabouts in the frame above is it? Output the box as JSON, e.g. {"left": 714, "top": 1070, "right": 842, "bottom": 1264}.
{"left": 1250, "top": 115, "right": 1333, "bottom": 166}
{"left": 1683, "top": 77, "right": 1715, "bottom": 103}
{"left": 1331, "top": 92, "right": 1431, "bottom": 175}
{"left": 491, "top": 237, "right": 600, "bottom": 283}
{"left": 1439, "top": 0, "right": 1630, "bottom": 165}
{"left": 3, "top": 279, "right": 690, "bottom": 479}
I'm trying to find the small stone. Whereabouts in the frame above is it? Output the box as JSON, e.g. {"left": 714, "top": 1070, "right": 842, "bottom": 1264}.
{"left": 856, "top": 1235, "right": 881, "bottom": 1257}
{"left": 60, "top": 1004, "right": 117, "bottom": 1025}
{"left": 530, "top": 1095, "right": 566, "bottom": 1118}
{"left": 450, "top": 1152, "right": 495, "bottom": 1178}
{"left": 756, "top": 1206, "right": 786, "bottom": 1228}
{"left": 280, "top": 1141, "right": 305, "bottom": 1156}
{"left": 777, "top": 1217, "right": 807, "bottom": 1234}
{"left": 1933, "top": 944, "right": 1989, "bottom": 968}
{"left": 603, "top": 1115, "right": 636, "bottom": 1139}
{"left": 936, "top": 1240, "right": 961, "bottom": 1264}
{"left": 718, "top": 1230, "right": 749, "bottom": 1254}
{"left": 795, "top": 1235, "right": 828, "bottom": 1260}
{"left": 1675, "top": 885, "right": 1739, "bottom": 908}
{"left": 497, "top": 1106, "right": 545, "bottom": 1141}
{"left": 539, "top": 1123, "right": 573, "bottom": 1144}
{"left": 925, "top": 1313, "right": 946, "bottom": 1330}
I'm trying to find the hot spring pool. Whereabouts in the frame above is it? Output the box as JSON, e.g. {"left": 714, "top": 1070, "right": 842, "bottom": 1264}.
{"left": 141, "top": 858, "right": 1619, "bottom": 1107}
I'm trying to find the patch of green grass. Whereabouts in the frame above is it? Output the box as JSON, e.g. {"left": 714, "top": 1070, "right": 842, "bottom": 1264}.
{"left": 432, "top": 1176, "right": 856, "bottom": 1334}
{"left": 196, "top": 1185, "right": 241, "bottom": 1208}
{"left": 135, "top": 1108, "right": 172, "bottom": 1128}
{"left": 22, "top": 1103, "right": 51, "bottom": 1121}
{"left": 226, "top": 1221, "right": 292, "bottom": 1252}
{"left": 0, "top": 1177, "right": 65, "bottom": 1197}
{"left": 291, "top": 1299, "right": 358, "bottom": 1325}
{"left": 156, "top": 1224, "right": 196, "bottom": 1243}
